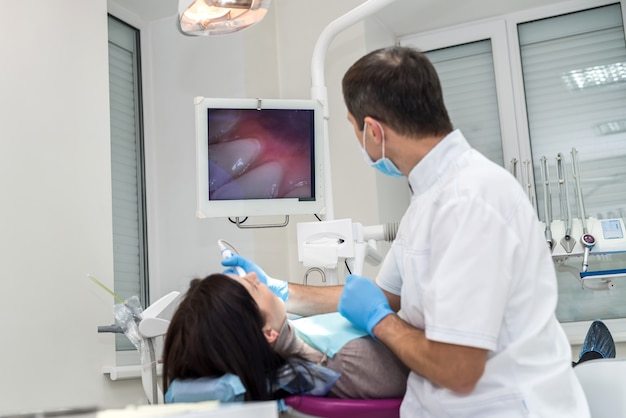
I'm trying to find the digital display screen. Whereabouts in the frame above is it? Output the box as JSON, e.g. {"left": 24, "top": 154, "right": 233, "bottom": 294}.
{"left": 601, "top": 219, "right": 624, "bottom": 240}
{"left": 207, "top": 108, "right": 315, "bottom": 202}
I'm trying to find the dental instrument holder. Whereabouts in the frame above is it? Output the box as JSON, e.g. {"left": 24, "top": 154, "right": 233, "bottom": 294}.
{"left": 538, "top": 148, "right": 626, "bottom": 290}
{"left": 102, "top": 291, "right": 180, "bottom": 404}
{"left": 296, "top": 219, "right": 397, "bottom": 284}
{"left": 551, "top": 217, "right": 626, "bottom": 289}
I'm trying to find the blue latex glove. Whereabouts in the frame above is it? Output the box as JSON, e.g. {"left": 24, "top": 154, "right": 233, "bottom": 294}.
{"left": 221, "top": 254, "right": 289, "bottom": 302}
{"left": 338, "top": 274, "right": 394, "bottom": 338}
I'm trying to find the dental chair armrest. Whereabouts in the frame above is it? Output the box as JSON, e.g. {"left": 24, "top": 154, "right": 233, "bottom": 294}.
{"left": 138, "top": 291, "right": 181, "bottom": 338}
{"left": 139, "top": 317, "right": 171, "bottom": 338}
{"left": 142, "top": 291, "right": 181, "bottom": 318}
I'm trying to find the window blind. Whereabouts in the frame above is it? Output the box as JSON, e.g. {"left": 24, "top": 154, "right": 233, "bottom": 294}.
{"left": 518, "top": 3, "right": 626, "bottom": 322}
{"left": 108, "top": 16, "right": 148, "bottom": 350}
{"left": 519, "top": 4, "right": 626, "bottom": 223}
{"left": 426, "top": 40, "right": 504, "bottom": 166}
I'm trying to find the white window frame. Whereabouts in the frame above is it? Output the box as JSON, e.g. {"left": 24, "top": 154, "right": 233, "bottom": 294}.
{"left": 399, "top": 0, "right": 626, "bottom": 344}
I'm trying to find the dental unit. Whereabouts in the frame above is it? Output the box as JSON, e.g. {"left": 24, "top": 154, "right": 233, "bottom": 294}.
{"left": 296, "top": 219, "right": 398, "bottom": 285}
{"left": 530, "top": 148, "right": 626, "bottom": 291}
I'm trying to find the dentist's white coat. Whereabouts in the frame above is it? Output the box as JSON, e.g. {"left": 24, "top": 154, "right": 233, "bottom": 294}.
{"left": 377, "top": 130, "right": 590, "bottom": 417}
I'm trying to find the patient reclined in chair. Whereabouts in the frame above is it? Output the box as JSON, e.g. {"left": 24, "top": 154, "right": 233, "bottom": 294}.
{"left": 161, "top": 275, "right": 408, "bottom": 415}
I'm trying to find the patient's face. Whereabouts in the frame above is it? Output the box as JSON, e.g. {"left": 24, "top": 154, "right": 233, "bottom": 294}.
{"left": 229, "top": 272, "right": 287, "bottom": 332}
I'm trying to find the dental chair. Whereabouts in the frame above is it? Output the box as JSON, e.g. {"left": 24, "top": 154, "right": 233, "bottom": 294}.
{"left": 136, "top": 291, "right": 181, "bottom": 405}
{"left": 163, "top": 370, "right": 403, "bottom": 418}
{"left": 574, "top": 358, "right": 626, "bottom": 418}
{"left": 283, "top": 396, "right": 401, "bottom": 418}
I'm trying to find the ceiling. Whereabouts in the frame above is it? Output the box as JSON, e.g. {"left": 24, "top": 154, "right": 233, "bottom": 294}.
{"left": 110, "top": 0, "right": 553, "bottom": 39}
{"left": 110, "top": 0, "right": 492, "bottom": 38}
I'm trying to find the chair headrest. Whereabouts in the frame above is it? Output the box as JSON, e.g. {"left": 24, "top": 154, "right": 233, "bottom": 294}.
{"left": 165, "top": 374, "right": 245, "bottom": 404}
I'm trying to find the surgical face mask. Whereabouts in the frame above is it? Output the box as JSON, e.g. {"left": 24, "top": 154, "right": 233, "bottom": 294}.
{"left": 361, "top": 121, "right": 403, "bottom": 178}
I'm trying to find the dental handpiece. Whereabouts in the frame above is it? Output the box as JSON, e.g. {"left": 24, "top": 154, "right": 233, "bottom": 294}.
{"left": 581, "top": 233, "right": 596, "bottom": 273}
{"left": 218, "top": 239, "right": 245, "bottom": 277}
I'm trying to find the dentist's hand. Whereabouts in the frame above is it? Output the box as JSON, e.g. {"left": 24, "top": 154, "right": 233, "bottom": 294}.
{"left": 339, "top": 274, "right": 394, "bottom": 338}
{"left": 221, "top": 254, "right": 289, "bottom": 302}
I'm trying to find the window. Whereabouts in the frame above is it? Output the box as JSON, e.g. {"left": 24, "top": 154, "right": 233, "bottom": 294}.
{"left": 517, "top": 4, "right": 626, "bottom": 323}
{"left": 425, "top": 40, "right": 504, "bottom": 166}
{"left": 108, "top": 15, "right": 149, "bottom": 351}
{"left": 400, "top": 0, "right": 626, "bottom": 334}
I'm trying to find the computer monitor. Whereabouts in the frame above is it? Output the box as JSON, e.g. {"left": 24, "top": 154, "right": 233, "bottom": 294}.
{"left": 195, "top": 97, "right": 326, "bottom": 218}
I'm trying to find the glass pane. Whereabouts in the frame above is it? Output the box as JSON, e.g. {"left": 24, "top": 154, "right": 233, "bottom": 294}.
{"left": 518, "top": 4, "right": 626, "bottom": 322}
{"left": 426, "top": 40, "right": 504, "bottom": 166}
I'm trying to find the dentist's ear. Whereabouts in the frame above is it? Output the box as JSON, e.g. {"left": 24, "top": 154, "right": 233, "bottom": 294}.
{"left": 363, "top": 116, "right": 384, "bottom": 145}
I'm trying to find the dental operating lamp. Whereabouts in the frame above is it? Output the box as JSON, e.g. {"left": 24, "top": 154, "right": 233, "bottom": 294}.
{"left": 178, "top": 0, "right": 271, "bottom": 36}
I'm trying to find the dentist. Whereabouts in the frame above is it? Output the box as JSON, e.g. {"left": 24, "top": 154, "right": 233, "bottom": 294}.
{"left": 224, "top": 46, "right": 590, "bottom": 417}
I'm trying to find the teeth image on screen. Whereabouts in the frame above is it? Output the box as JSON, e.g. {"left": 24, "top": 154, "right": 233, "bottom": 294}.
{"left": 212, "top": 161, "right": 283, "bottom": 199}
{"left": 208, "top": 138, "right": 261, "bottom": 192}
{"left": 207, "top": 108, "right": 314, "bottom": 201}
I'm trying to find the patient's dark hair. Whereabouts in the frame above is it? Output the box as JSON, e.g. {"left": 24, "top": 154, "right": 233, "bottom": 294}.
{"left": 162, "top": 273, "right": 287, "bottom": 401}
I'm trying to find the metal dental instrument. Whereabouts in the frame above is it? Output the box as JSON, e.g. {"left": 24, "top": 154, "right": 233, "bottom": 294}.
{"left": 571, "top": 148, "right": 595, "bottom": 272}
{"left": 539, "top": 156, "right": 554, "bottom": 250}
{"left": 523, "top": 159, "right": 535, "bottom": 208}
{"left": 580, "top": 232, "right": 596, "bottom": 273}
{"left": 556, "top": 153, "right": 575, "bottom": 253}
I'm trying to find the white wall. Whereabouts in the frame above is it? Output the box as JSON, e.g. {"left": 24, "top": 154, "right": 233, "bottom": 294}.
{"left": 0, "top": 0, "right": 138, "bottom": 413}
{"left": 144, "top": 0, "right": 396, "bottom": 301}
{"left": 144, "top": 11, "right": 285, "bottom": 297}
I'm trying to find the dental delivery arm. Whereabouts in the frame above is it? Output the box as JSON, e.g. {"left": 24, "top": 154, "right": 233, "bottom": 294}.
{"left": 374, "top": 314, "right": 487, "bottom": 394}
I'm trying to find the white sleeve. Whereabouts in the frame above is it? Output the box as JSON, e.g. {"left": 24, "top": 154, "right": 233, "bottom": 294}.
{"left": 375, "top": 246, "right": 403, "bottom": 295}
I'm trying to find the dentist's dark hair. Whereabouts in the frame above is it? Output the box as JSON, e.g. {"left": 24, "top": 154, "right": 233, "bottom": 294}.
{"left": 342, "top": 45, "right": 453, "bottom": 138}
{"left": 162, "top": 274, "right": 286, "bottom": 401}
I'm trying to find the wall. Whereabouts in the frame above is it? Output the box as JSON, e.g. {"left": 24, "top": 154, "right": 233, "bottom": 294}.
{"left": 143, "top": 10, "right": 286, "bottom": 298}
{"left": 0, "top": 0, "right": 139, "bottom": 413}
{"left": 145, "top": 0, "right": 396, "bottom": 299}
